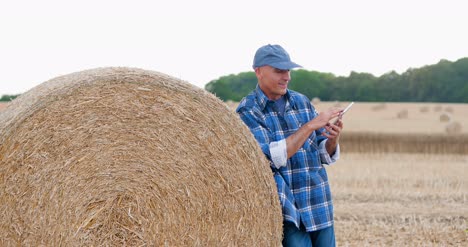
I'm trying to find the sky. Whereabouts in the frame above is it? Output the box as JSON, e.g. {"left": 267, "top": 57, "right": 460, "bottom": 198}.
{"left": 1, "top": 0, "right": 467, "bottom": 95}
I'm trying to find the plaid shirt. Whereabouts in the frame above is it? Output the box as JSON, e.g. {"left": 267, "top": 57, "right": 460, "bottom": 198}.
{"left": 236, "top": 85, "right": 339, "bottom": 232}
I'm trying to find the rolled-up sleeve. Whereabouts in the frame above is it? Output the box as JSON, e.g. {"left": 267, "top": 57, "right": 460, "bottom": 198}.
{"left": 269, "top": 139, "right": 287, "bottom": 169}
{"left": 319, "top": 139, "right": 340, "bottom": 165}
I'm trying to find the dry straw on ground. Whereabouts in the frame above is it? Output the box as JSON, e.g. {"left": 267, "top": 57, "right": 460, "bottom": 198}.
{"left": 396, "top": 109, "right": 408, "bottom": 119}
{"left": 340, "top": 132, "right": 468, "bottom": 154}
{"left": 0, "top": 67, "right": 282, "bottom": 246}
{"left": 329, "top": 153, "right": 468, "bottom": 246}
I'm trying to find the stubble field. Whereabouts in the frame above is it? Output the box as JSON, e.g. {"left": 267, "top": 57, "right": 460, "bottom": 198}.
{"left": 329, "top": 153, "right": 467, "bottom": 246}
{"left": 1, "top": 101, "right": 467, "bottom": 245}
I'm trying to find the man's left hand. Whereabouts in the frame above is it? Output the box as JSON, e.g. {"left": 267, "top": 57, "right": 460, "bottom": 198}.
{"left": 323, "top": 119, "right": 344, "bottom": 155}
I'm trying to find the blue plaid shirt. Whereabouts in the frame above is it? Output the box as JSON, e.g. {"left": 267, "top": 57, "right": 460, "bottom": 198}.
{"left": 236, "top": 85, "right": 339, "bottom": 232}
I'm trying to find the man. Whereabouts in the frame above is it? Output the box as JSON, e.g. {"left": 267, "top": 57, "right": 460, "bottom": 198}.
{"left": 236, "top": 44, "right": 344, "bottom": 247}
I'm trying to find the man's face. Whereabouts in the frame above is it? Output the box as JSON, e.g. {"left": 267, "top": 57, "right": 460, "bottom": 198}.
{"left": 255, "top": 66, "right": 291, "bottom": 100}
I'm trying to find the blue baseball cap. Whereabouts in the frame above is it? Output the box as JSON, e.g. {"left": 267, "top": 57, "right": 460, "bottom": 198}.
{"left": 252, "top": 44, "right": 302, "bottom": 70}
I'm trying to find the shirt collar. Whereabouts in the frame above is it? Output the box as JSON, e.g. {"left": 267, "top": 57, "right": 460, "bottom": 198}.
{"left": 255, "top": 85, "right": 295, "bottom": 111}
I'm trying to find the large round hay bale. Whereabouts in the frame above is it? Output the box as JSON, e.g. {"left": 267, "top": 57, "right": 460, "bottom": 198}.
{"left": 0, "top": 67, "right": 282, "bottom": 246}
{"left": 445, "top": 121, "right": 462, "bottom": 134}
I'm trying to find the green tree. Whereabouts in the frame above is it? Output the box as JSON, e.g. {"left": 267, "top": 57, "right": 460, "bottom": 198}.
{"left": 0, "top": 94, "right": 19, "bottom": 102}
{"left": 289, "top": 70, "right": 336, "bottom": 101}
{"left": 205, "top": 72, "right": 257, "bottom": 101}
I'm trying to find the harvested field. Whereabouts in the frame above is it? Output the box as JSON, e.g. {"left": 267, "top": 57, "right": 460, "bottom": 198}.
{"left": 328, "top": 153, "right": 468, "bottom": 246}
{"left": 315, "top": 101, "right": 468, "bottom": 134}
{"left": 339, "top": 132, "right": 468, "bottom": 154}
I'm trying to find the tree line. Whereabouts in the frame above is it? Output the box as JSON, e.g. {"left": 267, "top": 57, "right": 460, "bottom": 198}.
{"left": 0, "top": 94, "right": 19, "bottom": 102}
{"left": 205, "top": 57, "right": 468, "bottom": 103}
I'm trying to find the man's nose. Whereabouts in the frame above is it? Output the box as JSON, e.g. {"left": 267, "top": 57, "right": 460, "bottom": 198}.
{"left": 283, "top": 71, "right": 291, "bottom": 81}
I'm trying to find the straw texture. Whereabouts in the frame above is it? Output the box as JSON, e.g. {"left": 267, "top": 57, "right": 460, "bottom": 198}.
{"left": 0, "top": 67, "right": 282, "bottom": 246}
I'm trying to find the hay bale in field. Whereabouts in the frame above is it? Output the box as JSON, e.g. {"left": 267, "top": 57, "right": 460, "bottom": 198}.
{"left": 439, "top": 112, "right": 451, "bottom": 122}
{"left": 433, "top": 105, "right": 442, "bottom": 112}
{"left": 445, "top": 121, "right": 462, "bottom": 134}
{"left": 0, "top": 67, "right": 282, "bottom": 246}
{"left": 311, "top": 97, "right": 321, "bottom": 105}
{"left": 396, "top": 109, "right": 408, "bottom": 119}
{"left": 372, "top": 103, "right": 386, "bottom": 111}
{"left": 444, "top": 106, "right": 454, "bottom": 113}
{"left": 419, "top": 106, "right": 429, "bottom": 113}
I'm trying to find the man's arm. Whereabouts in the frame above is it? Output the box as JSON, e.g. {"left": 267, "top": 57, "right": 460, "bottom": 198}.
{"left": 286, "top": 108, "right": 341, "bottom": 158}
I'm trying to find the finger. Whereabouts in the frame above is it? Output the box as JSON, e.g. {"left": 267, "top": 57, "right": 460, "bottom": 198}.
{"left": 327, "top": 129, "right": 338, "bottom": 137}
{"left": 325, "top": 126, "right": 338, "bottom": 136}
{"left": 329, "top": 112, "right": 340, "bottom": 120}
{"left": 328, "top": 122, "right": 341, "bottom": 131}
{"left": 322, "top": 132, "right": 332, "bottom": 138}
{"left": 336, "top": 120, "right": 344, "bottom": 128}
{"left": 323, "top": 131, "right": 339, "bottom": 140}
{"left": 333, "top": 117, "right": 342, "bottom": 125}
{"left": 334, "top": 124, "right": 343, "bottom": 132}
{"left": 327, "top": 108, "right": 342, "bottom": 115}
{"left": 332, "top": 119, "right": 344, "bottom": 129}
{"left": 322, "top": 126, "right": 332, "bottom": 136}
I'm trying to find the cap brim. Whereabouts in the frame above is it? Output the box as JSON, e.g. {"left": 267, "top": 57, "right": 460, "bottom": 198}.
{"left": 269, "top": 61, "right": 302, "bottom": 70}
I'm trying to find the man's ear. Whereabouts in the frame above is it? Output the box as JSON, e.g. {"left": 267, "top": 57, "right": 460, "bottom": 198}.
{"left": 254, "top": 67, "right": 262, "bottom": 79}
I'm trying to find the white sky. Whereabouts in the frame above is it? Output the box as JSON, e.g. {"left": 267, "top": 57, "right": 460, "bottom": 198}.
{"left": 1, "top": 0, "right": 467, "bottom": 95}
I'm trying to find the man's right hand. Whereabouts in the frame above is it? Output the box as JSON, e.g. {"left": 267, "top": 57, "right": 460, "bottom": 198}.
{"left": 310, "top": 108, "right": 342, "bottom": 129}
{"left": 285, "top": 108, "right": 341, "bottom": 159}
